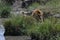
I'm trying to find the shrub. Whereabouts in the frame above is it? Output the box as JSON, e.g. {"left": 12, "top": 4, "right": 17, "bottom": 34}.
{"left": 27, "top": 18, "right": 60, "bottom": 40}
{"left": 3, "top": 15, "right": 60, "bottom": 40}
{"left": 27, "top": 20, "right": 50, "bottom": 40}
{"left": 4, "top": 16, "right": 24, "bottom": 36}
{"left": 0, "top": 9, "right": 10, "bottom": 18}
{"left": 4, "top": 15, "right": 36, "bottom": 36}
{"left": 30, "top": 32, "right": 40, "bottom": 40}
{"left": 0, "top": 4, "right": 11, "bottom": 18}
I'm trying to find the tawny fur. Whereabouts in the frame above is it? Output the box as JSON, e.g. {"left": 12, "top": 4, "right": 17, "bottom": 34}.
{"left": 32, "top": 9, "right": 44, "bottom": 22}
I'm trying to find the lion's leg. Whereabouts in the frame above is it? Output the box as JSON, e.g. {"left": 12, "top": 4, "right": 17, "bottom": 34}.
{"left": 40, "top": 15, "right": 44, "bottom": 22}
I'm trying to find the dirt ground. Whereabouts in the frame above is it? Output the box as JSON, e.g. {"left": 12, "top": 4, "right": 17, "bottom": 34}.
{"left": 0, "top": 18, "right": 9, "bottom": 25}
{"left": 5, "top": 36, "right": 31, "bottom": 40}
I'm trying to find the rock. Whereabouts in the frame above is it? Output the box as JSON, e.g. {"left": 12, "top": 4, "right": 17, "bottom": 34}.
{"left": 53, "top": 14, "right": 60, "bottom": 18}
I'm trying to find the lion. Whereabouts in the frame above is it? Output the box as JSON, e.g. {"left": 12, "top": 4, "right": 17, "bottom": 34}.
{"left": 31, "top": 9, "right": 44, "bottom": 22}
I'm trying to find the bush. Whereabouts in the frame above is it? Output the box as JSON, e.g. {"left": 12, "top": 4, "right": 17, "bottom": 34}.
{"left": 4, "top": 15, "right": 36, "bottom": 36}
{"left": 0, "top": 9, "right": 10, "bottom": 18}
{"left": 0, "top": 3, "right": 11, "bottom": 18}
{"left": 30, "top": 32, "right": 40, "bottom": 40}
{"left": 3, "top": 15, "right": 60, "bottom": 40}
{"left": 27, "top": 18, "right": 60, "bottom": 40}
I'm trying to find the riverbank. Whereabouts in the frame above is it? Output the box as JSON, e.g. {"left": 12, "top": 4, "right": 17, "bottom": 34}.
{"left": 5, "top": 36, "right": 31, "bottom": 40}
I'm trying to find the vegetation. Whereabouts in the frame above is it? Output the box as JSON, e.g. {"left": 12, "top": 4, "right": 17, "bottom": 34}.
{"left": 28, "top": 2, "right": 40, "bottom": 11}
{"left": 0, "top": 0, "right": 60, "bottom": 40}
{"left": 3, "top": 15, "right": 60, "bottom": 40}
{"left": 28, "top": 0, "right": 60, "bottom": 14}
{"left": 0, "top": 0, "right": 11, "bottom": 18}
{"left": 0, "top": 8, "right": 10, "bottom": 18}
{"left": 4, "top": 15, "right": 36, "bottom": 36}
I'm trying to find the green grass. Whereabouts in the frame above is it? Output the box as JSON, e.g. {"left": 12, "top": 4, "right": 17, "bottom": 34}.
{"left": 0, "top": 0, "right": 11, "bottom": 13}
{"left": 0, "top": 1, "right": 11, "bottom": 17}
{"left": 4, "top": 15, "right": 60, "bottom": 32}
{"left": 3, "top": 14, "right": 60, "bottom": 39}
{"left": 27, "top": 0, "right": 60, "bottom": 14}
{"left": 46, "top": 0, "right": 60, "bottom": 7}
{"left": 28, "top": 2, "right": 40, "bottom": 11}
{"left": 1, "top": 0, "right": 60, "bottom": 39}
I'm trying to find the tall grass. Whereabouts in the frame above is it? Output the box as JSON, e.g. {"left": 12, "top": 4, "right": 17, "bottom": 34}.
{"left": 3, "top": 15, "right": 60, "bottom": 40}
{"left": 0, "top": 0, "right": 11, "bottom": 18}
{"left": 4, "top": 15, "right": 37, "bottom": 36}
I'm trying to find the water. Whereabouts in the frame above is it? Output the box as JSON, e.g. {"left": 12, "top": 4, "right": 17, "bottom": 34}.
{"left": 0, "top": 25, "right": 5, "bottom": 40}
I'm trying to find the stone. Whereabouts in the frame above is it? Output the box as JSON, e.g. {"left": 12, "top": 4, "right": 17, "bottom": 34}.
{"left": 53, "top": 14, "right": 60, "bottom": 18}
